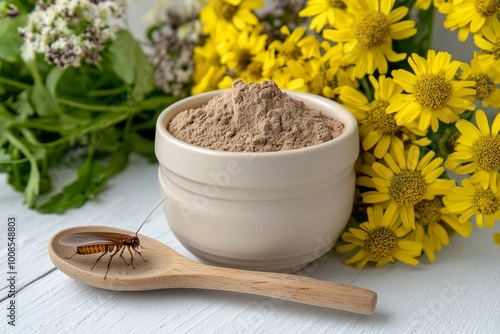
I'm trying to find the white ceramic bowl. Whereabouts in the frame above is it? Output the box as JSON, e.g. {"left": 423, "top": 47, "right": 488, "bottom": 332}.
{"left": 155, "top": 90, "right": 359, "bottom": 272}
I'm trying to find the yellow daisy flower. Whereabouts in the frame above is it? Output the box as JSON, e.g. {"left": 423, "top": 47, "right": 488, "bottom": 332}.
{"left": 460, "top": 53, "right": 500, "bottom": 108}
{"left": 340, "top": 75, "right": 430, "bottom": 158}
{"left": 218, "top": 25, "right": 267, "bottom": 73}
{"left": 356, "top": 152, "right": 378, "bottom": 184}
{"left": 256, "top": 47, "right": 280, "bottom": 78}
{"left": 218, "top": 63, "right": 268, "bottom": 89}
{"left": 438, "top": 0, "right": 500, "bottom": 42}
{"left": 360, "top": 143, "right": 455, "bottom": 229}
{"left": 443, "top": 178, "right": 500, "bottom": 228}
{"left": 192, "top": 65, "right": 227, "bottom": 94}
{"left": 474, "top": 19, "right": 500, "bottom": 69}
{"left": 285, "top": 42, "right": 358, "bottom": 98}
{"left": 239, "top": 60, "right": 267, "bottom": 84}
{"left": 388, "top": 50, "right": 476, "bottom": 132}
{"left": 271, "top": 68, "right": 307, "bottom": 91}
{"left": 337, "top": 205, "right": 423, "bottom": 268}
{"left": 193, "top": 35, "right": 222, "bottom": 77}
{"left": 412, "top": 197, "right": 473, "bottom": 262}
{"left": 298, "top": 0, "right": 347, "bottom": 32}
{"left": 445, "top": 109, "right": 500, "bottom": 192}
{"left": 192, "top": 37, "right": 226, "bottom": 94}
{"left": 200, "top": 0, "right": 263, "bottom": 37}
{"left": 323, "top": 0, "right": 417, "bottom": 78}
{"left": 306, "top": 62, "right": 354, "bottom": 98}
{"left": 269, "top": 26, "right": 321, "bottom": 67}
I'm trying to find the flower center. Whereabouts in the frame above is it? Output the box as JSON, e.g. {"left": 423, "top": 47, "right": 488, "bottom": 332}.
{"left": 246, "top": 61, "right": 263, "bottom": 81}
{"left": 329, "top": 0, "right": 347, "bottom": 10}
{"left": 356, "top": 11, "right": 389, "bottom": 48}
{"left": 414, "top": 197, "right": 444, "bottom": 225}
{"left": 309, "top": 76, "right": 326, "bottom": 95}
{"left": 213, "top": 0, "right": 238, "bottom": 22}
{"left": 475, "top": 0, "right": 499, "bottom": 17}
{"left": 281, "top": 42, "right": 302, "bottom": 60}
{"left": 475, "top": 73, "right": 496, "bottom": 101}
{"left": 366, "top": 100, "right": 398, "bottom": 134}
{"left": 390, "top": 170, "right": 427, "bottom": 206}
{"left": 473, "top": 188, "right": 500, "bottom": 216}
{"left": 235, "top": 48, "right": 252, "bottom": 71}
{"left": 308, "top": 71, "right": 338, "bottom": 95}
{"left": 364, "top": 227, "right": 398, "bottom": 261}
{"left": 472, "top": 136, "right": 500, "bottom": 171}
{"left": 415, "top": 74, "right": 452, "bottom": 111}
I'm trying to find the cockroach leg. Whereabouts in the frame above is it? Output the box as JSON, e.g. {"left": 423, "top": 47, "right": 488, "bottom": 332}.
{"left": 103, "top": 247, "right": 121, "bottom": 279}
{"left": 91, "top": 248, "right": 109, "bottom": 271}
{"left": 65, "top": 251, "right": 78, "bottom": 260}
{"left": 119, "top": 246, "right": 130, "bottom": 266}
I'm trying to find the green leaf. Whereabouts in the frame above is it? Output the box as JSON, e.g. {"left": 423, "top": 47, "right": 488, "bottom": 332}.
{"left": 108, "top": 30, "right": 155, "bottom": 98}
{"left": 30, "top": 81, "right": 58, "bottom": 117}
{"left": 12, "top": 90, "right": 34, "bottom": 120}
{"left": 0, "top": 16, "right": 26, "bottom": 62}
{"left": 37, "top": 147, "right": 108, "bottom": 213}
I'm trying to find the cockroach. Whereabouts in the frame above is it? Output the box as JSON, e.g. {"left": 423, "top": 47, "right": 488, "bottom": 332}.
{"left": 59, "top": 198, "right": 167, "bottom": 279}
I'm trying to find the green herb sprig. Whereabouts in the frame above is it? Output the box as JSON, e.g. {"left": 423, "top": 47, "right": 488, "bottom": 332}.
{"left": 0, "top": 1, "right": 177, "bottom": 213}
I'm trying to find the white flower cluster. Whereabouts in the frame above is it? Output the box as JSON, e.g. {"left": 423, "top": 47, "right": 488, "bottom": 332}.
{"left": 148, "top": 0, "right": 202, "bottom": 97}
{"left": 19, "top": 0, "right": 125, "bottom": 69}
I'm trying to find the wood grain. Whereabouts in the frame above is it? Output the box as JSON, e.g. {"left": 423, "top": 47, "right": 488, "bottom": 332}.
{"left": 1, "top": 154, "right": 499, "bottom": 333}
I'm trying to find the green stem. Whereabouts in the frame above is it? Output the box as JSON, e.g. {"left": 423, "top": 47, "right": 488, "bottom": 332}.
{"left": 58, "top": 95, "right": 176, "bottom": 113}
{"left": 420, "top": 5, "right": 434, "bottom": 53}
{"left": 132, "top": 121, "right": 157, "bottom": 131}
{"left": 25, "top": 61, "right": 43, "bottom": 86}
{"left": 0, "top": 156, "right": 30, "bottom": 164}
{"left": 40, "top": 113, "right": 131, "bottom": 148}
{"left": 0, "top": 76, "right": 31, "bottom": 90}
{"left": 4, "top": 131, "right": 35, "bottom": 161}
{"left": 9, "top": 120, "right": 62, "bottom": 132}
{"left": 10, "top": 147, "right": 21, "bottom": 184}
{"left": 87, "top": 86, "right": 127, "bottom": 97}
{"left": 20, "top": 128, "right": 40, "bottom": 146}
{"left": 58, "top": 97, "right": 141, "bottom": 113}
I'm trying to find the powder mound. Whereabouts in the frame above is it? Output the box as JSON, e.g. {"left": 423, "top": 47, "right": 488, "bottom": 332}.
{"left": 168, "top": 80, "right": 344, "bottom": 152}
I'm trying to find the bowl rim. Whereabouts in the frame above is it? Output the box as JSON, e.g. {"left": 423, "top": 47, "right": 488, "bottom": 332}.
{"left": 155, "top": 89, "right": 358, "bottom": 158}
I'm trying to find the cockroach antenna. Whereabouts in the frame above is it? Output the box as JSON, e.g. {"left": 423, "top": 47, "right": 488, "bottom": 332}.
{"left": 135, "top": 197, "right": 168, "bottom": 236}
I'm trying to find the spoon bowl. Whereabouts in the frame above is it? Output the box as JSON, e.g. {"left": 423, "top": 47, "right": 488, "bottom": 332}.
{"left": 49, "top": 226, "right": 377, "bottom": 315}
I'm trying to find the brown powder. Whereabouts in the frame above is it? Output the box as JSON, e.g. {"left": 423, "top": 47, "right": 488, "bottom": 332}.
{"left": 168, "top": 80, "right": 344, "bottom": 152}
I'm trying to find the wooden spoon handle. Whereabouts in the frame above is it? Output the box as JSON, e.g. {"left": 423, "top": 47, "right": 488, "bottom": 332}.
{"left": 169, "top": 261, "right": 377, "bottom": 315}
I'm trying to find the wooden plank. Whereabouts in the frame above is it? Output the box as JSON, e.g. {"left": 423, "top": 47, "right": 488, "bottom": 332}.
{"left": 2, "top": 153, "right": 500, "bottom": 332}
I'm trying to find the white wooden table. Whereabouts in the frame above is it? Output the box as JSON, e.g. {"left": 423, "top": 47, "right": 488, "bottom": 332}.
{"left": 1, "top": 154, "right": 499, "bottom": 333}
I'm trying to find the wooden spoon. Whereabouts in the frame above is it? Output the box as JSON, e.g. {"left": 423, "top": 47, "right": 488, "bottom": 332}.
{"left": 49, "top": 226, "right": 377, "bottom": 315}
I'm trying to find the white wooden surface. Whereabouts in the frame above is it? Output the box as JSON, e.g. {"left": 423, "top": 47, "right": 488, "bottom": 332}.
{"left": 1, "top": 2, "right": 499, "bottom": 333}
{"left": 1, "top": 153, "right": 499, "bottom": 333}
